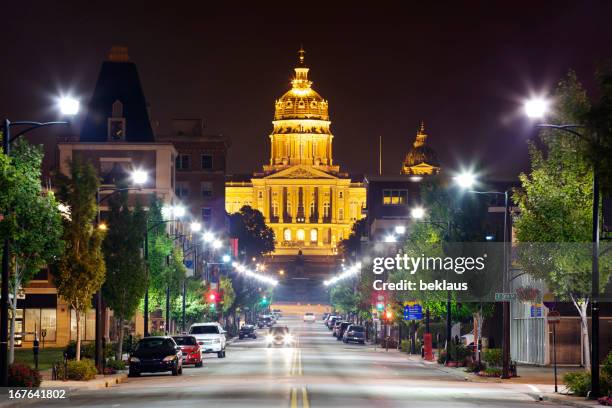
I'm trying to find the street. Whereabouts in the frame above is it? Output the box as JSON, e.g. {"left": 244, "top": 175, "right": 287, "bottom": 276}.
{"left": 11, "top": 313, "right": 571, "bottom": 408}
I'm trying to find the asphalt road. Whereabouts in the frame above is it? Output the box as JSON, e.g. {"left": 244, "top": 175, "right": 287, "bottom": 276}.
{"left": 11, "top": 315, "right": 570, "bottom": 407}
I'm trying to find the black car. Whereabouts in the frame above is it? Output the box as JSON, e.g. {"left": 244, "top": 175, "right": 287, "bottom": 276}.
{"left": 239, "top": 324, "right": 257, "bottom": 339}
{"left": 257, "top": 316, "right": 273, "bottom": 329}
{"left": 343, "top": 325, "right": 366, "bottom": 344}
{"left": 128, "top": 336, "right": 183, "bottom": 377}
{"left": 336, "top": 322, "right": 351, "bottom": 340}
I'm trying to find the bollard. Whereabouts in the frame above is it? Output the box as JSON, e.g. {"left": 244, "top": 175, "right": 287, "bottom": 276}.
{"left": 33, "top": 337, "right": 40, "bottom": 370}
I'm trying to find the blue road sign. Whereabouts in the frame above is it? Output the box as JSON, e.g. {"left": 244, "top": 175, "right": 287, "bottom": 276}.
{"left": 404, "top": 304, "right": 423, "bottom": 321}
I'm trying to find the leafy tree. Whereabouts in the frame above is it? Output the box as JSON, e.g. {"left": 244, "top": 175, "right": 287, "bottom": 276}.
{"left": 170, "top": 279, "right": 207, "bottom": 328}
{"left": 338, "top": 217, "right": 367, "bottom": 261}
{"left": 0, "top": 139, "right": 63, "bottom": 363}
{"left": 54, "top": 156, "right": 105, "bottom": 361}
{"left": 513, "top": 71, "right": 612, "bottom": 369}
{"left": 330, "top": 281, "right": 359, "bottom": 314}
{"left": 228, "top": 206, "right": 275, "bottom": 261}
{"left": 220, "top": 276, "right": 235, "bottom": 313}
{"left": 102, "top": 187, "right": 146, "bottom": 359}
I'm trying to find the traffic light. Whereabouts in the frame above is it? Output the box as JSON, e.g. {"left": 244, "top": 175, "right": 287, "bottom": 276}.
{"left": 385, "top": 310, "right": 393, "bottom": 320}
{"left": 261, "top": 296, "right": 268, "bottom": 305}
{"left": 207, "top": 291, "right": 218, "bottom": 309}
{"left": 376, "top": 302, "right": 384, "bottom": 311}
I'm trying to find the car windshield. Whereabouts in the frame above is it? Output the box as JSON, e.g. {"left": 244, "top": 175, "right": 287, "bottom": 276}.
{"left": 270, "top": 327, "right": 289, "bottom": 335}
{"left": 136, "top": 338, "right": 171, "bottom": 350}
{"left": 305, "top": 313, "right": 314, "bottom": 316}
{"left": 349, "top": 326, "right": 365, "bottom": 332}
{"left": 173, "top": 336, "right": 197, "bottom": 346}
{"left": 190, "top": 325, "right": 219, "bottom": 334}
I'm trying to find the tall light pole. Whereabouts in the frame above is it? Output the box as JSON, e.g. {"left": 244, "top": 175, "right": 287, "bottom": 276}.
{"left": 1, "top": 97, "right": 79, "bottom": 386}
{"left": 94, "top": 170, "right": 148, "bottom": 373}
{"left": 455, "top": 172, "right": 511, "bottom": 378}
{"left": 524, "top": 98, "right": 601, "bottom": 397}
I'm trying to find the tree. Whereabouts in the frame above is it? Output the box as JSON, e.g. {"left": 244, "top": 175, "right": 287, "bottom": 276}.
{"left": 54, "top": 156, "right": 105, "bottom": 361}
{"left": 330, "top": 281, "right": 359, "bottom": 314}
{"left": 228, "top": 206, "right": 275, "bottom": 260}
{"left": 513, "top": 71, "right": 612, "bottom": 369}
{"left": 0, "top": 140, "right": 63, "bottom": 363}
{"left": 338, "top": 217, "right": 367, "bottom": 261}
{"left": 170, "top": 279, "right": 207, "bottom": 327}
{"left": 102, "top": 187, "right": 146, "bottom": 359}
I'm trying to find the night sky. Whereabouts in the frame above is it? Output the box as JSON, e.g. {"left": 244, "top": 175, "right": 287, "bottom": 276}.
{"left": 2, "top": 2, "right": 612, "bottom": 179}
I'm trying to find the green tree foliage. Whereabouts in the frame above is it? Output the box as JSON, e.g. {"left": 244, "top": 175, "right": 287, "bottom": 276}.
{"left": 338, "top": 217, "right": 367, "bottom": 260}
{"left": 228, "top": 206, "right": 275, "bottom": 260}
{"left": 513, "top": 71, "right": 612, "bottom": 369}
{"left": 0, "top": 139, "right": 64, "bottom": 363}
{"left": 330, "top": 281, "right": 359, "bottom": 314}
{"left": 54, "top": 156, "right": 105, "bottom": 361}
{"left": 220, "top": 276, "right": 235, "bottom": 313}
{"left": 171, "top": 279, "right": 207, "bottom": 328}
{"left": 102, "top": 187, "right": 146, "bottom": 359}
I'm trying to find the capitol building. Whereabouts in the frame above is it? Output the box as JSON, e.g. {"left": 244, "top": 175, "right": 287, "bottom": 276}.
{"left": 226, "top": 49, "right": 366, "bottom": 256}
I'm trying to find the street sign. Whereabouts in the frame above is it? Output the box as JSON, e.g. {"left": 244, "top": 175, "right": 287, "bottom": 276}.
{"left": 530, "top": 304, "right": 543, "bottom": 318}
{"left": 495, "top": 292, "right": 516, "bottom": 301}
{"left": 547, "top": 310, "right": 561, "bottom": 324}
{"left": 403, "top": 304, "right": 423, "bottom": 320}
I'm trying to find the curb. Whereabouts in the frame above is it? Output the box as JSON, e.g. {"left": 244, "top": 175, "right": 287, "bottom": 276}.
{"left": 538, "top": 393, "right": 601, "bottom": 408}
{"left": 40, "top": 372, "right": 128, "bottom": 389}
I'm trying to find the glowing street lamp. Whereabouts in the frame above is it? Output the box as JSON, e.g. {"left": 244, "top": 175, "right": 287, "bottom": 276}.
{"left": 131, "top": 169, "right": 148, "bottom": 185}
{"left": 524, "top": 97, "right": 549, "bottom": 119}
{"left": 202, "top": 231, "right": 215, "bottom": 243}
{"left": 410, "top": 206, "right": 426, "bottom": 220}
{"left": 58, "top": 96, "right": 80, "bottom": 115}
{"left": 384, "top": 234, "right": 397, "bottom": 243}
{"left": 454, "top": 171, "right": 476, "bottom": 189}
{"left": 190, "top": 222, "right": 202, "bottom": 232}
{"left": 212, "top": 239, "right": 222, "bottom": 250}
{"left": 395, "top": 225, "right": 406, "bottom": 235}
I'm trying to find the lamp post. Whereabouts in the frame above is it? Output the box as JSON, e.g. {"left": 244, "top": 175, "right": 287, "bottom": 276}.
{"left": 94, "top": 171, "right": 148, "bottom": 374}
{"left": 1, "top": 97, "right": 79, "bottom": 386}
{"left": 524, "top": 99, "right": 600, "bottom": 397}
{"left": 410, "top": 207, "right": 453, "bottom": 363}
{"left": 454, "top": 172, "right": 511, "bottom": 378}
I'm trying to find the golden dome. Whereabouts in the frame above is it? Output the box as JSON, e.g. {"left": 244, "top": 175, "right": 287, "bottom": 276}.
{"left": 401, "top": 122, "right": 440, "bottom": 175}
{"left": 274, "top": 48, "right": 329, "bottom": 121}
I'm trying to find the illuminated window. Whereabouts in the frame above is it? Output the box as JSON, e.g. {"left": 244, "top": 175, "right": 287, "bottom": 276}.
{"left": 287, "top": 202, "right": 292, "bottom": 216}
{"left": 323, "top": 202, "right": 330, "bottom": 217}
{"left": 309, "top": 201, "right": 315, "bottom": 215}
{"left": 310, "top": 229, "right": 318, "bottom": 242}
{"left": 338, "top": 191, "right": 344, "bottom": 199}
{"left": 382, "top": 190, "right": 408, "bottom": 205}
{"left": 338, "top": 208, "right": 344, "bottom": 221}
{"left": 272, "top": 201, "right": 279, "bottom": 217}
{"left": 284, "top": 228, "right": 292, "bottom": 241}
{"left": 310, "top": 101, "right": 317, "bottom": 108}
{"left": 297, "top": 229, "right": 305, "bottom": 241}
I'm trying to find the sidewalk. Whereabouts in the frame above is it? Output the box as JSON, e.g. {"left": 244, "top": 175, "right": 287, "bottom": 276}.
{"left": 40, "top": 372, "right": 128, "bottom": 390}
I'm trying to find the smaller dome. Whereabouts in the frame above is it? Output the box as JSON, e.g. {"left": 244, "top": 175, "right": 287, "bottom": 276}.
{"left": 401, "top": 123, "right": 440, "bottom": 175}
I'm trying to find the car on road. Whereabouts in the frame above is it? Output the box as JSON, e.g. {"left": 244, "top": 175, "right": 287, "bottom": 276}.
{"left": 327, "top": 316, "right": 340, "bottom": 329}
{"left": 322, "top": 313, "right": 330, "bottom": 322}
{"left": 336, "top": 322, "right": 351, "bottom": 340}
{"left": 172, "top": 335, "right": 203, "bottom": 367}
{"left": 332, "top": 320, "right": 344, "bottom": 337}
{"left": 265, "top": 326, "right": 294, "bottom": 347}
{"left": 257, "top": 316, "right": 274, "bottom": 329}
{"left": 128, "top": 336, "right": 183, "bottom": 377}
{"left": 189, "top": 322, "right": 227, "bottom": 358}
{"left": 272, "top": 309, "right": 282, "bottom": 319}
{"left": 303, "top": 312, "right": 316, "bottom": 322}
{"left": 239, "top": 324, "right": 257, "bottom": 339}
{"left": 342, "top": 324, "right": 366, "bottom": 344}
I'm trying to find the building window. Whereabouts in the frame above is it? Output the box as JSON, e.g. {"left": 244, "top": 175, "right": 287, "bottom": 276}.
{"left": 176, "top": 154, "right": 190, "bottom": 170}
{"left": 70, "top": 309, "right": 95, "bottom": 341}
{"left": 338, "top": 208, "right": 344, "bottom": 221}
{"left": 201, "top": 207, "right": 212, "bottom": 224}
{"left": 107, "top": 118, "right": 126, "bottom": 141}
{"left": 323, "top": 202, "right": 330, "bottom": 217}
{"left": 338, "top": 191, "right": 344, "bottom": 199}
{"left": 175, "top": 182, "right": 189, "bottom": 198}
{"left": 272, "top": 201, "right": 279, "bottom": 217}
{"left": 258, "top": 190, "right": 263, "bottom": 199}
{"left": 284, "top": 228, "right": 292, "bottom": 241}
{"left": 382, "top": 189, "right": 408, "bottom": 205}
{"left": 310, "top": 229, "right": 318, "bottom": 242}
{"left": 309, "top": 201, "right": 315, "bottom": 215}
{"left": 286, "top": 202, "right": 292, "bottom": 217}
{"left": 201, "top": 154, "right": 213, "bottom": 170}
{"left": 25, "top": 308, "right": 57, "bottom": 341}
{"left": 297, "top": 229, "right": 305, "bottom": 241}
{"left": 201, "top": 181, "right": 213, "bottom": 197}
{"left": 350, "top": 202, "right": 357, "bottom": 221}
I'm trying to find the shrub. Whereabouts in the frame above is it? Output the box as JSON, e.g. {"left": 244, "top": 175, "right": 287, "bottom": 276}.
{"left": 437, "top": 350, "right": 447, "bottom": 364}
{"left": 8, "top": 363, "right": 42, "bottom": 387}
{"left": 400, "top": 340, "right": 410, "bottom": 353}
{"left": 483, "top": 348, "right": 503, "bottom": 367}
{"left": 563, "top": 371, "right": 591, "bottom": 397}
{"left": 465, "top": 360, "right": 486, "bottom": 373}
{"left": 602, "top": 351, "right": 612, "bottom": 378}
{"left": 64, "top": 359, "right": 98, "bottom": 381}
{"left": 65, "top": 341, "right": 114, "bottom": 360}
{"left": 450, "top": 343, "right": 469, "bottom": 362}
{"left": 106, "top": 359, "right": 126, "bottom": 370}
{"left": 481, "top": 367, "right": 502, "bottom": 377}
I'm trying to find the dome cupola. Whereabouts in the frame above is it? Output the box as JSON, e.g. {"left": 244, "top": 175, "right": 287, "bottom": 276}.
{"left": 401, "top": 122, "right": 440, "bottom": 175}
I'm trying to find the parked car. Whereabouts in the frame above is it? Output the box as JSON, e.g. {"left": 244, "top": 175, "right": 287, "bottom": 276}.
{"left": 327, "top": 316, "right": 340, "bottom": 329}
{"left": 128, "top": 336, "right": 183, "bottom": 377}
{"left": 272, "top": 309, "right": 282, "bottom": 319}
{"left": 265, "top": 326, "right": 294, "bottom": 347}
{"left": 336, "top": 322, "right": 351, "bottom": 340}
{"left": 239, "top": 324, "right": 257, "bottom": 339}
{"left": 257, "top": 316, "right": 274, "bottom": 329}
{"left": 303, "top": 312, "right": 316, "bottom": 323}
{"left": 189, "top": 322, "right": 227, "bottom": 358}
{"left": 322, "top": 313, "right": 330, "bottom": 322}
{"left": 342, "top": 325, "right": 366, "bottom": 344}
{"left": 332, "top": 320, "right": 344, "bottom": 337}
{"left": 172, "top": 335, "right": 203, "bottom": 367}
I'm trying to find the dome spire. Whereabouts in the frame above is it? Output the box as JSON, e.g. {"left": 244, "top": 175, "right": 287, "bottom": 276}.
{"left": 298, "top": 45, "right": 305, "bottom": 66}
{"left": 414, "top": 121, "right": 427, "bottom": 148}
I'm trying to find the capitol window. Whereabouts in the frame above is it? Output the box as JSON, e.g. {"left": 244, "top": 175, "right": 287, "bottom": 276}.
{"left": 338, "top": 191, "right": 344, "bottom": 199}
{"left": 297, "top": 229, "right": 305, "bottom": 241}
{"left": 323, "top": 202, "right": 330, "bottom": 217}
{"left": 338, "top": 208, "right": 344, "bottom": 221}
{"left": 284, "top": 228, "right": 292, "bottom": 241}
{"left": 272, "top": 201, "right": 279, "bottom": 217}
{"left": 310, "top": 229, "right": 318, "bottom": 242}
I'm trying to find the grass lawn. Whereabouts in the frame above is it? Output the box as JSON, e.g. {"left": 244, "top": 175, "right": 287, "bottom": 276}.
{"left": 13, "top": 347, "right": 65, "bottom": 371}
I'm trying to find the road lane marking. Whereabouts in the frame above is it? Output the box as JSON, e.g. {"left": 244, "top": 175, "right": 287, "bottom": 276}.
{"left": 298, "top": 349, "right": 302, "bottom": 375}
{"left": 290, "top": 387, "right": 297, "bottom": 408}
{"left": 302, "top": 387, "right": 309, "bottom": 408}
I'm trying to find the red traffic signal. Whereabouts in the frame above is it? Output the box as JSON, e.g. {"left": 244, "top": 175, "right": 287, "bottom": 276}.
{"left": 385, "top": 310, "right": 393, "bottom": 320}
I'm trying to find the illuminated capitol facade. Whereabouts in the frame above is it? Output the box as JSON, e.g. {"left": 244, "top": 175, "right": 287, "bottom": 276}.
{"left": 226, "top": 49, "right": 366, "bottom": 256}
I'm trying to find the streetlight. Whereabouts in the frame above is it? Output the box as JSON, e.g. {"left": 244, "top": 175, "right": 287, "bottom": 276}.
{"left": 94, "top": 169, "right": 148, "bottom": 373}
{"left": 523, "top": 98, "right": 601, "bottom": 397}
{"left": 212, "top": 239, "right": 222, "bottom": 250}
{"left": 58, "top": 96, "right": 80, "bottom": 116}
{"left": 202, "top": 231, "right": 215, "bottom": 243}
{"left": 1, "top": 98, "right": 79, "bottom": 386}
{"left": 410, "top": 206, "right": 426, "bottom": 220}
{"left": 190, "top": 222, "right": 202, "bottom": 233}
{"left": 454, "top": 171, "right": 511, "bottom": 378}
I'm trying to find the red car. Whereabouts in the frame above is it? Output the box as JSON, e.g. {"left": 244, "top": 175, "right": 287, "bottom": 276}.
{"left": 172, "top": 335, "right": 203, "bottom": 367}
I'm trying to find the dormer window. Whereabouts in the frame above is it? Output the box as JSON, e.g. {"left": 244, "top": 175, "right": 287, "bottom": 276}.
{"left": 108, "top": 100, "right": 125, "bottom": 141}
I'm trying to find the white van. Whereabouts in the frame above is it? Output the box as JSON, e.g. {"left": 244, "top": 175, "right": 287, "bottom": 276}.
{"left": 189, "top": 322, "right": 227, "bottom": 358}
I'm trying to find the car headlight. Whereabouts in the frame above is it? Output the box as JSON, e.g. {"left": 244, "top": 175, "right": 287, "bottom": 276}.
{"left": 213, "top": 338, "right": 221, "bottom": 344}
{"left": 163, "top": 355, "right": 177, "bottom": 362}
{"left": 129, "top": 356, "right": 140, "bottom": 363}
{"left": 284, "top": 334, "right": 294, "bottom": 343}
{"left": 266, "top": 334, "right": 274, "bottom": 343}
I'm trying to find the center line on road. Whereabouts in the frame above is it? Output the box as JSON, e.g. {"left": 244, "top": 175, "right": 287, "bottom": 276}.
{"left": 290, "top": 387, "right": 298, "bottom": 408}
{"left": 302, "top": 387, "right": 309, "bottom": 408}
